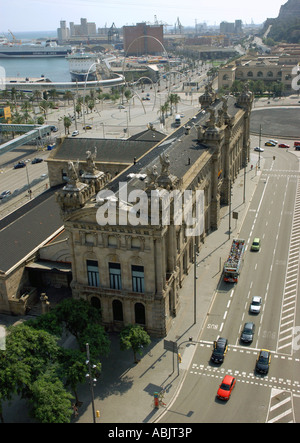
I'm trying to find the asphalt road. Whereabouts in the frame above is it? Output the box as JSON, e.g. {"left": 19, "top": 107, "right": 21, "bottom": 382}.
{"left": 158, "top": 142, "right": 300, "bottom": 423}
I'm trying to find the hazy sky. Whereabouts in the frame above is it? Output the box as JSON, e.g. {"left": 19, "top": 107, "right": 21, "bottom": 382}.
{"left": 2, "top": 0, "right": 285, "bottom": 32}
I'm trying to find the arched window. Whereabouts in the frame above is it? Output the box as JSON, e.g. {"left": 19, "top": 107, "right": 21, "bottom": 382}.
{"left": 257, "top": 71, "right": 263, "bottom": 77}
{"left": 267, "top": 71, "right": 273, "bottom": 77}
{"left": 135, "top": 303, "right": 145, "bottom": 325}
{"left": 91, "top": 296, "right": 101, "bottom": 311}
{"left": 247, "top": 71, "right": 253, "bottom": 77}
{"left": 222, "top": 74, "right": 229, "bottom": 81}
{"left": 113, "top": 299, "right": 123, "bottom": 321}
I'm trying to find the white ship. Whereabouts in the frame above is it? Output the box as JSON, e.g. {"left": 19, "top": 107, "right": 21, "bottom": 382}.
{"left": 0, "top": 40, "right": 72, "bottom": 58}
{"left": 66, "top": 48, "right": 99, "bottom": 82}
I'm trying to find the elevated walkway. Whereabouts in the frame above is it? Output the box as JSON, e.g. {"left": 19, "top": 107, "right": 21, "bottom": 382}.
{"left": 0, "top": 124, "right": 52, "bottom": 155}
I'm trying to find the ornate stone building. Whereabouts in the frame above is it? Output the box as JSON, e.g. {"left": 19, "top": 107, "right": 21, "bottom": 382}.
{"left": 218, "top": 54, "right": 300, "bottom": 93}
{"left": 55, "top": 86, "right": 253, "bottom": 336}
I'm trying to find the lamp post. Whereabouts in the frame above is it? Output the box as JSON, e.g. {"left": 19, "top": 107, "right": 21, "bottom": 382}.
{"left": 25, "top": 160, "right": 32, "bottom": 199}
{"left": 86, "top": 343, "right": 97, "bottom": 423}
{"left": 194, "top": 241, "right": 197, "bottom": 324}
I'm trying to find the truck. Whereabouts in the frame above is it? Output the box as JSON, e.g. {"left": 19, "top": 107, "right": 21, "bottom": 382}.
{"left": 294, "top": 141, "right": 300, "bottom": 151}
{"left": 223, "top": 238, "right": 245, "bottom": 283}
{"left": 175, "top": 114, "right": 181, "bottom": 127}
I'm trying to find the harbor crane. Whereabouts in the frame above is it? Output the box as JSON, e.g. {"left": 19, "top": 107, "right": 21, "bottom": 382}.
{"left": 8, "top": 29, "right": 21, "bottom": 43}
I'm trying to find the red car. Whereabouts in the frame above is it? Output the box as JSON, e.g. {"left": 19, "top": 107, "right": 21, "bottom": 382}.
{"left": 278, "top": 143, "right": 290, "bottom": 148}
{"left": 217, "top": 375, "right": 236, "bottom": 401}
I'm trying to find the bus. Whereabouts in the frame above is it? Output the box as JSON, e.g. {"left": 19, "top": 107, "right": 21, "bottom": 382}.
{"left": 175, "top": 114, "right": 181, "bottom": 127}
{"left": 294, "top": 141, "right": 300, "bottom": 150}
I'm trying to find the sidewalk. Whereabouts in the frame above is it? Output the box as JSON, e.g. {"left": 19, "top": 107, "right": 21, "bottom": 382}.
{"left": 74, "top": 155, "right": 263, "bottom": 424}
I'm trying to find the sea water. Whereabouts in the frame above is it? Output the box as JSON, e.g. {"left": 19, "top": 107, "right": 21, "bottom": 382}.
{"left": 0, "top": 30, "right": 71, "bottom": 82}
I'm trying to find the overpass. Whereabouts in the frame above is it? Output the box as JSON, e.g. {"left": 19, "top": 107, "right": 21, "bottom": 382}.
{"left": 0, "top": 124, "right": 53, "bottom": 155}
{"left": 4, "top": 74, "right": 125, "bottom": 93}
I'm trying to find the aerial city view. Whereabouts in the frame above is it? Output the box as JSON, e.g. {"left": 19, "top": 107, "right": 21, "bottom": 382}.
{"left": 1, "top": 0, "right": 300, "bottom": 428}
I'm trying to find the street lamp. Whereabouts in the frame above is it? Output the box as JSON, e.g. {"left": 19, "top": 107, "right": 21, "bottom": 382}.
{"left": 25, "top": 160, "right": 32, "bottom": 199}
{"left": 85, "top": 343, "right": 97, "bottom": 423}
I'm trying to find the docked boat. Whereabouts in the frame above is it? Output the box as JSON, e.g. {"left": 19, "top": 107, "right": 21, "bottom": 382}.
{"left": 0, "top": 40, "right": 72, "bottom": 58}
{"left": 66, "top": 48, "right": 99, "bottom": 82}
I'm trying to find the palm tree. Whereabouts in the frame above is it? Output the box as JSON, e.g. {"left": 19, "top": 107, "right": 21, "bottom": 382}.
{"left": 63, "top": 90, "right": 74, "bottom": 105}
{"left": 48, "top": 89, "right": 58, "bottom": 102}
{"left": 33, "top": 90, "right": 42, "bottom": 105}
{"left": 63, "top": 116, "right": 72, "bottom": 135}
{"left": 171, "top": 93, "right": 181, "bottom": 114}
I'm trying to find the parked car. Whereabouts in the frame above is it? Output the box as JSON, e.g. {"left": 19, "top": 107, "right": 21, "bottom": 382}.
{"left": 265, "top": 141, "right": 276, "bottom": 146}
{"left": 278, "top": 143, "right": 290, "bottom": 148}
{"left": 217, "top": 375, "right": 236, "bottom": 400}
{"left": 0, "top": 190, "right": 11, "bottom": 199}
{"left": 50, "top": 126, "right": 58, "bottom": 132}
{"left": 211, "top": 337, "right": 228, "bottom": 364}
{"left": 118, "top": 105, "right": 125, "bottom": 109}
{"left": 250, "top": 296, "right": 262, "bottom": 314}
{"left": 268, "top": 139, "right": 278, "bottom": 145}
{"left": 31, "top": 157, "right": 43, "bottom": 164}
{"left": 72, "top": 130, "right": 79, "bottom": 137}
{"left": 83, "top": 125, "right": 92, "bottom": 130}
{"left": 251, "top": 237, "right": 261, "bottom": 251}
{"left": 13, "top": 161, "right": 26, "bottom": 169}
{"left": 240, "top": 322, "right": 255, "bottom": 343}
{"left": 255, "top": 349, "right": 271, "bottom": 374}
{"left": 254, "top": 147, "right": 264, "bottom": 152}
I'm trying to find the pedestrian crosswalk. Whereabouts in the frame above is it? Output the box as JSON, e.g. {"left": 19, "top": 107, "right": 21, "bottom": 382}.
{"left": 277, "top": 177, "right": 300, "bottom": 355}
{"left": 266, "top": 389, "right": 295, "bottom": 423}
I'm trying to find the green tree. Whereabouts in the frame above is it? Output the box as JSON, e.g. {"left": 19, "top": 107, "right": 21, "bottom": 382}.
{"left": 57, "top": 348, "right": 88, "bottom": 406}
{"left": 28, "top": 372, "right": 73, "bottom": 423}
{"left": 0, "top": 323, "right": 61, "bottom": 422}
{"left": 120, "top": 324, "right": 151, "bottom": 363}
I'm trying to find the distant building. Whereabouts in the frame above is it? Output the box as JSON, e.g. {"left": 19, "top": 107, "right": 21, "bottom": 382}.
{"left": 58, "top": 18, "right": 97, "bottom": 43}
{"left": 123, "top": 23, "right": 164, "bottom": 55}
{"left": 57, "top": 20, "right": 70, "bottom": 44}
{"left": 220, "top": 20, "right": 243, "bottom": 35}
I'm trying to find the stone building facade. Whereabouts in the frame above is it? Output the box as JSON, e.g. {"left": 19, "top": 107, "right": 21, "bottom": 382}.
{"left": 218, "top": 54, "right": 300, "bottom": 93}
{"left": 55, "top": 86, "right": 253, "bottom": 337}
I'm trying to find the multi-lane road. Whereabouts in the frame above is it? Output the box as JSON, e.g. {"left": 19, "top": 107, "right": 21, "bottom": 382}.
{"left": 159, "top": 143, "right": 300, "bottom": 423}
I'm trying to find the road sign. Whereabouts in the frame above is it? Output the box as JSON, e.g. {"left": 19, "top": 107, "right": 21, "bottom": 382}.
{"left": 164, "top": 340, "right": 178, "bottom": 353}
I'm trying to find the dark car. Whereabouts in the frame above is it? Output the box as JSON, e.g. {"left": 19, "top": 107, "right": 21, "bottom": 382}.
{"left": 255, "top": 349, "right": 271, "bottom": 374}
{"left": 240, "top": 322, "right": 255, "bottom": 343}
{"left": 31, "top": 157, "right": 43, "bottom": 164}
{"left": 211, "top": 337, "right": 228, "bottom": 363}
{"left": 13, "top": 161, "right": 26, "bottom": 169}
{"left": 0, "top": 190, "right": 11, "bottom": 199}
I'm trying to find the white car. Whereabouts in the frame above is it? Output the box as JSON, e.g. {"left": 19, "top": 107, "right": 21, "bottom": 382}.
{"left": 268, "top": 139, "right": 278, "bottom": 145}
{"left": 254, "top": 147, "right": 264, "bottom": 152}
{"left": 250, "top": 296, "right": 262, "bottom": 314}
{"left": 72, "top": 130, "right": 79, "bottom": 137}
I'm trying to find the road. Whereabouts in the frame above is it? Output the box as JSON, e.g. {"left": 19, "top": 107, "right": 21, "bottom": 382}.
{"left": 158, "top": 142, "right": 300, "bottom": 423}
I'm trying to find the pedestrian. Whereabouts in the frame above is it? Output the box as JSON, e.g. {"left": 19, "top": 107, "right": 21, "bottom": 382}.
{"left": 72, "top": 403, "right": 79, "bottom": 417}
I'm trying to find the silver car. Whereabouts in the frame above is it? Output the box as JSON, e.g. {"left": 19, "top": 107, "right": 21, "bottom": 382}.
{"left": 250, "top": 296, "right": 262, "bottom": 314}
